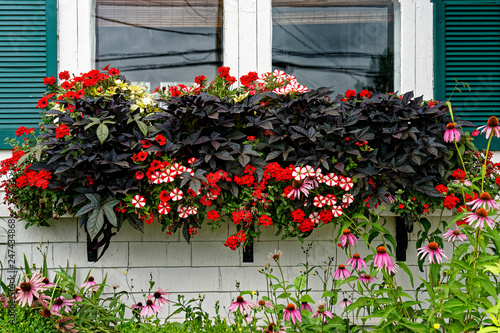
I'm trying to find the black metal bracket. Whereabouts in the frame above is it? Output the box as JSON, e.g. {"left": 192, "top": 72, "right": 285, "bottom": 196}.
{"left": 243, "top": 241, "right": 254, "bottom": 263}
{"left": 395, "top": 215, "right": 408, "bottom": 262}
{"left": 87, "top": 233, "right": 98, "bottom": 262}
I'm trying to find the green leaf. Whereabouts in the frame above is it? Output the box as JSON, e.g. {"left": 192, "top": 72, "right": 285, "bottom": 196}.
{"left": 294, "top": 275, "right": 306, "bottom": 290}
{"left": 97, "top": 123, "right": 109, "bottom": 144}
{"left": 299, "top": 294, "right": 315, "bottom": 304}
{"left": 398, "top": 262, "right": 414, "bottom": 288}
{"left": 135, "top": 120, "right": 149, "bottom": 136}
{"left": 75, "top": 202, "right": 98, "bottom": 217}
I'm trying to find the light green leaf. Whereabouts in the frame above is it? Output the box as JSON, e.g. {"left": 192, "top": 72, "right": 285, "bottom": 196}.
{"left": 135, "top": 120, "right": 149, "bottom": 136}
{"left": 97, "top": 123, "right": 109, "bottom": 144}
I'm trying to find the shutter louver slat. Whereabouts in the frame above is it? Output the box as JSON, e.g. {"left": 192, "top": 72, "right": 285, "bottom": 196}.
{"left": 0, "top": 0, "right": 56, "bottom": 147}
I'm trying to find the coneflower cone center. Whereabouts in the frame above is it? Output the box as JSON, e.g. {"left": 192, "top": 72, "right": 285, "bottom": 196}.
{"left": 154, "top": 292, "right": 161, "bottom": 299}
{"left": 146, "top": 299, "right": 153, "bottom": 306}
{"left": 55, "top": 298, "right": 63, "bottom": 306}
{"left": 292, "top": 180, "right": 302, "bottom": 189}
{"left": 377, "top": 246, "right": 386, "bottom": 254}
{"left": 365, "top": 274, "right": 371, "bottom": 279}
{"left": 339, "top": 264, "right": 346, "bottom": 269}
{"left": 42, "top": 278, "right": 49, "bottom": 284}
{"left": 88, "top": 276, "right": 94, "bottom": 282}
{"left": 20, "top": 282, "right": 31, "bottom": 292}
{"left": 446, "top": 123, "right": 456, "bottom": 130}
{"left": 236, "top": 296, "right": 244, "bottom": 303}
{"left": 353, "top": 254, "right": 360, "bottom": 259}
{"left": 258, "top": 300, "right": 266, "bottom": 306}
{"left": 480, "top": 192, "right": 492, "bottom": 200}
{"left": 42, "top": 309, "right": 51, "bottom": 318}
{"left": 453, "top": 230, "right": 461, "bottom": 235}
{"left": 286, "top": 303, "right": 295, "bottom": 311}
{"left": 488, "top": 116, "right": 499, "bottom": 127}
{"left": 343, "top": 228, "right": 351, "bottom": 235}
{"left": 477, "top": 208, "right": 488, "bottom": 217}
{"left": 428, "top": 242, "right": 439, "bottom": 251}
{"left": 343, "top": 298, "right": 349, "bottom": 302}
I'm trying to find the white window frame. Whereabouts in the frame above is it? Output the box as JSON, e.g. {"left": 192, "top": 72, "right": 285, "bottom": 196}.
{"left": 56, "top": 0, "right": 433, "bottom": 98}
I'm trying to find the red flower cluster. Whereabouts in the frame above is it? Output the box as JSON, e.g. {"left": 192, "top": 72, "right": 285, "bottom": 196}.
{"left": 15, "top": 126, "right": 35, "bottom": 137}
{"left": 207, "top": 210, "right": 220, "bottom": 221}
{"left": 443, "top": 193, "right": 460, "bottom": 210}
{"left": 291, "top": 208, "right": 306, "bottom": 222}
{"left": 218, "top": 66, "right": 236, "bottom": 84}
{"left": 55, "top": 124, "right": 70, "bottom": 139}
{"left": 452, "top": 169, "right": 466, "bottom": 179}
{"left": 224, "top": 230, "right": 245, "bottom": 250}
{"left": 195, "top": 75, "right": 207, "bottom": 86}
{"left": 298, "top": 218, "right": 314, "bottom": 232}
{"left": 258, "top": 215, "right": 273, "bottom": 226}
{"left": 16, "top": 168, "right": 52, "bottom": 189}
{"left": 435, "top": 184, "right": 448, "bottom": 194}
{"left": 345, "top": 89, "right": 356, "bottom": 99}
{"left": 232, "top": 209, "right": 253, "bottom": 226}
{"left": 240, "top": 71, "right": 258, "bottom": 87}
{"left": 0, "top": 150, "right": 25, "bottom": 176}
{"left": 359, "top": 90, "right": 371, "bottom": 98}
{"left": 43, "top": 76, "right": 55, "bottom": 85}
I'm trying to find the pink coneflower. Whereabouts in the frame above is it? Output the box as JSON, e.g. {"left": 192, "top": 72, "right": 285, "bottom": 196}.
{"left": 80, "top": 276, "right": 98, "bottom": 290}
{"left": 41, "top": 277, "right": 55, "bottom": 288}
{"left": 300, "top": 302, "right": 312, "bottom": 312}
{"left": 258, "top": 323, "right": 288, "bottom": 333}
{"left": 140, "top": 299, "right": 162, "bottom": 317}
{"left": 340, "top": 228, "right": 357, "bottom": 247}
{"left": 467, "top": 192, "right": 499, "bottom": 211}
{"left": 452, "top": 178, "right": 472, "bottom": 186}
{"left": 338, "top": 298, "right": 352, "bottom": 308}
{"left": 252, "top": 299, "right": 273, "bottom": 310}
{"left": 374, "top": 246, "right": 397, "bottom": 273}
{"left": 417, "top": 242, "right": 448, "bottom": 264}
{"left": 268, "top": 250, "right": 283, "bottom": 261}
{"left": 229, "top": 296, "right": 252, "bottom": 313}
{"left": 358, "top": 273, "right": 376, "bottom": 283}
{"left": 464, "top": 208, "right": 496, "bottom": 229}
{"left": 0, "top": 294, "right": 8, "bottom": 308}
{"left": 311, "top": 303, "right": 333, "bottom": 322}
{"left": 51, "top": 296, "right": 75, "bottom": 313}
{"left": 283, "top": 303, "right": 302, "bottom": 324}
{"left": 346, "top": 254, "right": 367, "bottom": 270}
{"left": 131, "top": 302, "right": 144, "bottom": 313}
{"left": 477, "top": 116, "right": 500, "bottom": 139}
{"left": 147, "top": 288, "right": 170, "bottom": 306}
{"left": 55, "top": 317, "right": 77, "bottom": 333}
{"left": 384, "top": 193, "right": 396, "bottom": 204}
{"left": 443, "top": 229, "right": 467, "bottom": 242}
{"left": 72, "top": 294, "right": 83, "bottom": 302}
{"left": 444, "top": 123, "right": 461, "bottom": 142}
{"left": 287, "top": 179, "right": 313, "bottom": 199}
{"left": 333, "top": 264, "right": 351, "bottom": 280}
{"left": 40, "top": 307, "right": 61, "bottom": 319}
{"left": 15, "top": 272, "right": 45, "bottom": 307}
{"left": 32, "top": 293, "right": 51, "bottom": 308}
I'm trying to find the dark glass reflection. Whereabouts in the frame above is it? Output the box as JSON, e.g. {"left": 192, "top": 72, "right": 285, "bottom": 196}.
{"left": 272, "top": 2, "right": 394, "bottom": 94}
{"left": 96, "top": 0, "right": 223, "bottom": 90}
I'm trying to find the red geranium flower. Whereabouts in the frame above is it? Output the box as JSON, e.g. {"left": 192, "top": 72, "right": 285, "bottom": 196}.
{"left": 15, "top": 126, "right": 27, "bottom": 137}
{"left": 55, "top": 124, "right": 70, "bottom": 139}
{"left": 258, "top": 215, "right": 273, "bottom": 226}
{"left": 43, "top": 76, "right": 55, "bottom": 85}
{"left": 58, "top": 71, "right": 70, "bottom": 81}
{"left": 207, "top": 210, "right": 220, "bottom": 221}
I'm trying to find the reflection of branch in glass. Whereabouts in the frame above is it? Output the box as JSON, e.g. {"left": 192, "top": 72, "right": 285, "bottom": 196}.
{"left": 272, "top": 60, "right": 381, "bottom": 78}
{"left": 357, "top": 48, "right": 393, "bottom": 94}
{"left": 110, "top": 60, "right": 219, "bottom": 72}
{"left": 96, "top": 16, "right": 216, "bottom": 36}
{"left": 98, "top": 49, "right": 219, "bottom": 62}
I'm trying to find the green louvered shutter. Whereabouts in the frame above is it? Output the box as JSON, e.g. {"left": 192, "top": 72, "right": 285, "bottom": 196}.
{"left": 0, "top": 0, "right": 56, "bottom": 148}
{"left": 434, "top": 0, "right": 500, "bottom": 149}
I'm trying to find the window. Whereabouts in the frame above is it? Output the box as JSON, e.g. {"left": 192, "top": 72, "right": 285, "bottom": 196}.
{"left": 272, "top": 0, "right": 395, "bottom": 93}
{"left": 95, "top": 0, "right": 223, "bottom": 89}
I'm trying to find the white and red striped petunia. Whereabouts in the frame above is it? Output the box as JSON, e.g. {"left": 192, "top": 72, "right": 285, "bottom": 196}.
{"left": 170, "top": 188, "right": 183, "bottom": 201}
{"left": 186, "top": 206, "right": 198, "bottom": 215}
{"left": 161, "top": 169, "right": 175, "bottom": 183}
{"left": 170, "top": 163, "right": 183, "bottom": 176}
{"left": 313, "top": 195, "right": 326, "bottom": 208}
{"left": 188, "top": 157, "right": 197, "bottom": 165}
{"left": 303, "top": 165, "right": 316, "bottom": 177}
{"left": 342, "top": 193, "right": 354, "bottom": 204}
{"left": 158, "top": 202, "right": 171, "bottom": 214}
{"left": 324, "top": 194, "right": 337, "bottom": 206}
{"left": 309, "top": 212, "right": 321, "bottom": 224}
{"left": 324, "top": 173, "right": 339, "bottom": 187}
{"left": 340, "top": 202, "right": 350, "bottom": 209}
{"left": 177, "top": 206, "right": 188, "bottom": 218}
{"left": 292, "top": 166, "right": 308, "bottom": 181}
{"left": 316, "top": 174, "right": 326, "bottom": 184}
{"left": 331, "top": 205, "right": 343, "bottom": 217}
{"left": 132, "top": 195, "right": 146, "bottom": 208}
{"left": 185, "top": 167, "right": 194, "bottom": 177}
{"left": 339, "top": 176, "right": 353, "bottom": 191}
{"left": 151, "top": 171, "right": 163, "bottom": 184}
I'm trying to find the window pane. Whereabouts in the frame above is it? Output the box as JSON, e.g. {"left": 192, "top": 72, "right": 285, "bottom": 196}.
{"left": 96, "top": 0, "right": 223, "bottom": 89}
{"left": 272, "top": 0, "right": 394, "bottom": 94}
